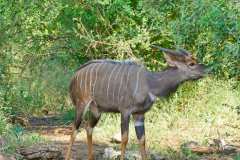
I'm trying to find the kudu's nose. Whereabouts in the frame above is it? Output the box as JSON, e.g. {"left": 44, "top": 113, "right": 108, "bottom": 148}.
{"left": 202, "top": 65, "right": 212, "bottom": 75}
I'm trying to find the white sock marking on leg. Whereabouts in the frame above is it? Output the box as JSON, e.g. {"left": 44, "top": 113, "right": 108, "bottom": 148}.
{"left": 134, "top": 121, "right": 144, "bottom": 127}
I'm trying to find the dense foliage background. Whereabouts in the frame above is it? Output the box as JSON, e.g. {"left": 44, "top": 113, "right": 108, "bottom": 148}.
{"left": 0, "top": 0, "right": 239, "bottom": 158}
{"left": 1, "top": 0, "right": 239, "bottom": 115}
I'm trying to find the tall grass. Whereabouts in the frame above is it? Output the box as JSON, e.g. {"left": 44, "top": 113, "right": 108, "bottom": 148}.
{"left": 92, "top": 77, "right": 240, "bottom": 159}
{"left": 0, "top": 111, "right": 9, "bottom": 135}
{"left": 0, "top": 0, "right": 239, "bottom": 158}
{"left": 0, "top": 113, "right": 43, "bottom": 154}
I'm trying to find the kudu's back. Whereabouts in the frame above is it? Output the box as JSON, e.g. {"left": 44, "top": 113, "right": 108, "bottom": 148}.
{"left": 69, "top": 60, "right": 149, "bottom": 112}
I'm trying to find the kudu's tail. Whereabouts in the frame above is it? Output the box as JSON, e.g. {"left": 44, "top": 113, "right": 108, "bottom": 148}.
{"left": 69, "top": 76, "right": 77, "bottom": 106}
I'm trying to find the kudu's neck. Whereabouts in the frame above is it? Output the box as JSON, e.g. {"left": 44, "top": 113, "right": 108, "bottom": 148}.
{"left": 147, "top": 67, "right": 187, "bottom": 97}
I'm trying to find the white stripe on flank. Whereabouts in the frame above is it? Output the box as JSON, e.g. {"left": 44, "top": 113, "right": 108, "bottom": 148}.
{"left": 117, "top": 65, "right": 127, "bottom": 104}
{"left": 89, "top": 63, "right": 97, "bottom": 96}
{"left": 125, "top": 65, "right": 132, "bottom": 90}
{"left": 84, "top": 66, "right": 91, "bottom": 96}
{"left": 112, "top": 64, "right": 123, "bottom": 103}
{"left": 107, "top": 64, "right": 118, "bottom": 99}
{"left": 100, "top": 63, "right": 109, "bottom": 98}
{"left": 133, "top": 68, "right": 142, "bottom": 97}
{"left": 76, "top": 72, "right": 80, "bottom": 89}
{"left": 122, "top": 65, "right": 133, "bottom": 104}
{"left": 79, "top": 71, "right": 83, "bottom": 92}
{"left": 92, "top": 63, "right": 104, "bottom": 97}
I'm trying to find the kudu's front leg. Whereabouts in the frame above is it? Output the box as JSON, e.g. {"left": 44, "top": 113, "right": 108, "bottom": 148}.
{"left": 85, "top": 110, "right": 101, "bottom": 160}
{"left": 133, "top": 114, "right": 147, "bottom": 160}
{"left": 120, "top": 113, "right": 130, "bottom": 160}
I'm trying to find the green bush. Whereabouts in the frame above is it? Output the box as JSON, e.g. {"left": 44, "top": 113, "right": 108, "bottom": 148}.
{"left": 95, "top": 77, "right": 240, "bottom": 159}
{"left": 0, "top": 1, "right": 239, "bottom": 158}
{"left": 0, "top": 0, "right": 239, "bottom": 115}
{"left": 0, "top": 111, "right": 9, "bottom": 135}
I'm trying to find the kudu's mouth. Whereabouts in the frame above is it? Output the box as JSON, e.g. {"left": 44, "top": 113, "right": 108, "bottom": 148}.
{"left": 202, "top": 65, "right": 212, "bottom": 77}
{"left": 191, "top": 64, "right": 208, "bottom": 80}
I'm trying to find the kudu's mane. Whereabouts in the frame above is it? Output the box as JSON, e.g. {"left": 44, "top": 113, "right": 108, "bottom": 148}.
{"left": 76, "top": 59, "right": 142, "bottom": 71}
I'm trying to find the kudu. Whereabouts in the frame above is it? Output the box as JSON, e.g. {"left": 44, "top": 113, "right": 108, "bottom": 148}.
{"left": 65, "top": 46, "right": 206, "bottom": 160}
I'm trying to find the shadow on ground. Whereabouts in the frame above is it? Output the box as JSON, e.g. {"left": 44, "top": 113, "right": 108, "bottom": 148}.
{"left": 25, "top": 115, "right": 240, "bottom": 160}
{"left": 27, "top": 115, "right": 110, "bottom": 160}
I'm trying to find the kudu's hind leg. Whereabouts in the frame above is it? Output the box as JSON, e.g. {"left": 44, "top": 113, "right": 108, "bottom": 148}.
{"left": 85, "top": 104, "right": 101, "bottom": 160}
{"left": 120, "top": 113, "right": 130, "bottom": 160}
{"left": 133, "top": 114, "right": 147, "bottom": 160}
{"left": 65, "top": 125, "right": 78, "bottom": 160}
{"left": 65, "top": 105, "right": 84, "bottom": 160}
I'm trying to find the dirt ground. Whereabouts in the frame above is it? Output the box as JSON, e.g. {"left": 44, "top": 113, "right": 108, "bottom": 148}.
{"left": 26, "top": 116, "right": 240, "bottom": 160}
{"left": 27, "top": 116, "right": 110, "bottom": 160}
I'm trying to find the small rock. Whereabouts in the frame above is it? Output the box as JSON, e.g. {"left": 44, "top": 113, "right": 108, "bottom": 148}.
{"left": 103, "top": 147, "right": 121, "bottom": 159}
{"left": 0, "top": 136, "right": 6, "bottom": 147}
{"left": 111, "top": 132, "right": 122, "bottom": 143}
{"left": 213, "top": 139, "right": 226, "bottom": 150}
{"left": 223, "top": 145, "right": 238, "bottom": 154}
{"left": 103, "top": 147, "right": 166, "bottom": 160}
{"left": 181, "top": 141, "right": 199, "bottom": 149}
{"left": 126, "top": 151, "right": 141, "bottom": 159}
{"left": 150, "top": 153, "right": 166, "bottom": 160}
{"left": 0, "top": 154, "right": 16, "bottom": 160}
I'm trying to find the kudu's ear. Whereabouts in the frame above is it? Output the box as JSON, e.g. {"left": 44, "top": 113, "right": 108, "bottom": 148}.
{"left": 158, "top": 47, "right": 187, "bottom": 67}
{"left": 150, "top": 45, "right": 196, "bottom": 67}
{"left": 163, "top": 53, "right": 183, "bottom": 67}
{"left": 163, "top": 48, "right": 198, "bottom": 67}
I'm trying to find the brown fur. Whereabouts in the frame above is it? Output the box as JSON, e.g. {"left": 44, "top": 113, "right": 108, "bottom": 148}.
{"left": 66, "top": 47, "right": 206, "bottom": 160}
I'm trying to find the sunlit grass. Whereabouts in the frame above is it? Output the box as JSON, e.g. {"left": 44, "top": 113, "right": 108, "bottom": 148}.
{"left": 2, "top": 77, "right": 238, "bottom": 159}
{"left": 93, "top": 77, "right": 240, "bottom": 159}
{"left": 0, "top": 124, "right": 44, "bottom": 155}
{"left": 59, "top": 77, "right": 240, "bottom": 159}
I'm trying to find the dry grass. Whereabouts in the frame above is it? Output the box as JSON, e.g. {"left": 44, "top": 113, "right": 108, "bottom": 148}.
{"left": 1, "top": 77, "right": 239, "bottom": 159}
{"left": 94, "top": 77, "right": 240, "bottom": 159}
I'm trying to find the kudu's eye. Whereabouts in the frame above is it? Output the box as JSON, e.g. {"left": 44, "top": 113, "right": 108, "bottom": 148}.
{"left": 188, "top": 62, "right": 195, "bottom": 66}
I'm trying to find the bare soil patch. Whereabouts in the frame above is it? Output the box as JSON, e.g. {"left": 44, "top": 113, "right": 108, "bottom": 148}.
{"left": 27, "top": 116, "right": 109, "bottom": 160}
{"left": 24, "top": 116, "right": 240, "bottom": 160}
